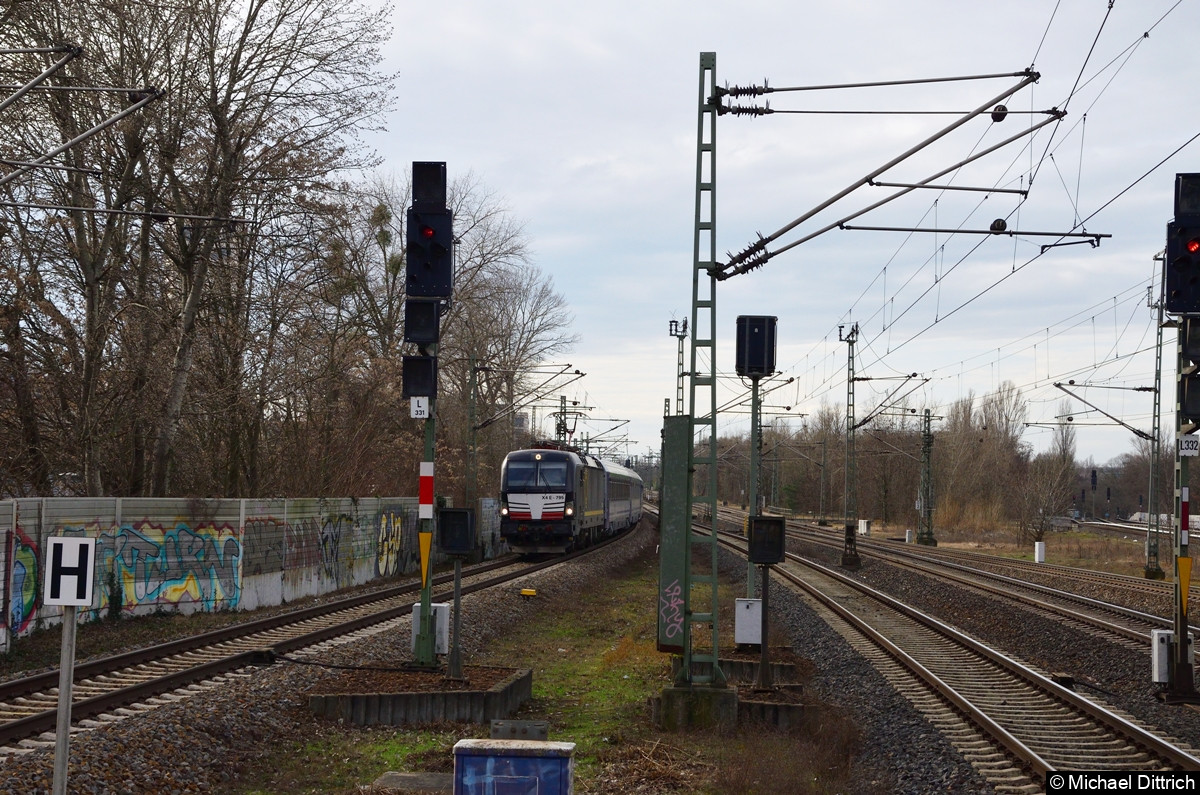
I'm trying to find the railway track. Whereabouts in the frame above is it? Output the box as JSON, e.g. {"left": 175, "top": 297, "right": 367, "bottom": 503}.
{"left": 867, "top": 532, "right": 1177, "bottom": 600}
{"left": 716, "top": 529, "right": 1200, "bottom": 786}
{"left": 782, "top": 522, "right": 1188, "bottom": 648}
{"left": 778, "top": 511, "right": 1185, "bottom": 604}
{"left": 0, "top": 540, "right": 618, "bottom": 756}
{"left": 714, "top": 504, "right": 1190, "bottom": 614}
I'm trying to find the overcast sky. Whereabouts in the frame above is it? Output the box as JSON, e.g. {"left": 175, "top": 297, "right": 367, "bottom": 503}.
{"left": 369, "top": 0, "right": 1200, "bottom": 468}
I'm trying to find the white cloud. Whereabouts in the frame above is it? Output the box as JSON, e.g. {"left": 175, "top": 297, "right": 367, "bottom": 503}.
{"left": 371, "top": 0, "right": 1200, "bottom": 466}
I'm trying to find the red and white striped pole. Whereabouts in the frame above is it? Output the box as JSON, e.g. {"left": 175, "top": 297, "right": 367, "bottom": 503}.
{"left": 419, "top": 462, "right": 434, "bottom": 588}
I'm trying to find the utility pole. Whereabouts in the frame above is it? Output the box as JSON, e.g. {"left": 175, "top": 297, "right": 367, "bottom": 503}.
{"left": 917, "top": 408, "right": 937, "bottom": 546}
{"left": 1147, "top": 284, "right": 1166, "bottom": 579}
{"left": 659, "top": 51, "right": 725, "bottom": 694}
{"left": 770, "top": 419, "right": 781, "bottom": 511}
{"left": 819, "top": 438, "right": 827, "bottom": 525}
{"left": 670, "top": 319, "right": 688, "bottom": 415}
{"left": 747, "top": 374, "right": 762, "bottom": 596}
{"left": 841, "top": 323, "right": 861, "bottom": 569}
{"left": 467, "top": 357, "right": 480, "bottom": 511}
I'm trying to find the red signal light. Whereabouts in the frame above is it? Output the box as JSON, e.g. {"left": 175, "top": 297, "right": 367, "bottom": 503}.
{"left": 1189, "top": 238, "right": 1200, "bottom": 255}
{"left": 420, "top": 225, "right": 435, "bottom": 240}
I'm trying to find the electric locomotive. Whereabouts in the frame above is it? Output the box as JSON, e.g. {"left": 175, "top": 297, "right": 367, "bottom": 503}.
{"left": 498, "top": 445, "right": 643, "bottom": 554}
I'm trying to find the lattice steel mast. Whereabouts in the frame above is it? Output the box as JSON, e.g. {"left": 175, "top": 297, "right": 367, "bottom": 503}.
{"left": 680, "top": 52, "right": 725, "bottom": 686}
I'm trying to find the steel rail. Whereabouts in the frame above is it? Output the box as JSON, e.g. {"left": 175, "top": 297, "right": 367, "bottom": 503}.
{"left": 0, "top": 556, "right": 517, "bottom": 701}
{"left": 0, "top": 532, "right": 632, "bottom": 750}
{"left": 782, "top": 521, "right": 1180, "bottom": 640}
{"left": 717, "top": 530, "right": 1200, "bottom": 776}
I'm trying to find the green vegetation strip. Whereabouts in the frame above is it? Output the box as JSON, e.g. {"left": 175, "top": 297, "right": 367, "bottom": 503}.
{"left": 237, "top": 545, "right": 868, "bottom": 793}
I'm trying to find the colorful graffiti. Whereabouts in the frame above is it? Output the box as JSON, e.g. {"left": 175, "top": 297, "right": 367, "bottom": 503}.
{"left": 320, "top": 513, "right": 347, "bottom": 580}
{"left": 0, "top": 496, "right": 466, "bottom": 646}
{"left": 9, "top": 528, "right": 39, "bottom": 634}
{"left": 376, "top": 507, "right": 406, "bottom": 577}
{"left": 98, "top": 521, "right": 242, "bottom": 611}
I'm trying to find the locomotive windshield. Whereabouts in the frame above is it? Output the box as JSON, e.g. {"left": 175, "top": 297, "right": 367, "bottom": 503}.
{"left": 504, "top": 460, "right": 569, "bottom": 490}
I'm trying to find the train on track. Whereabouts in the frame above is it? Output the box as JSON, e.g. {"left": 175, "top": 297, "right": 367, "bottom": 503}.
{"left": 498, "top": 445, "right": 643, "bottom": 554}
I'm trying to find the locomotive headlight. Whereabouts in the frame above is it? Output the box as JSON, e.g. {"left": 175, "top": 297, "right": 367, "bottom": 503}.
{"left": 500, "top": 505, "right": 509, "bottom": 517}
{"left": 565, "top": 505, "right": 574, "bottom": 517}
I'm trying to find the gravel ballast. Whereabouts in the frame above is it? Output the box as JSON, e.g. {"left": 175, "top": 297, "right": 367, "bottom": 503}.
{"left": 4, "top": 519, "right": 1179, "bottom": 793}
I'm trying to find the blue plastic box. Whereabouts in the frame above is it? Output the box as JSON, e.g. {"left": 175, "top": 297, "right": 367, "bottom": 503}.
{"left": 453, "top": 739, "right": 575, "bottom": 795}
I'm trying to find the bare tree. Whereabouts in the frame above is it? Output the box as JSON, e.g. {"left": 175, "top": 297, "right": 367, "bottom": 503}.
{"left": 0, "top": 0, "right": 394, "bottom": 496}
{"left": 146, "top": 0, "right": 393, "bottom": 495}
{"left": 1016, "top": 400, "right": 1076, "bottom": 543}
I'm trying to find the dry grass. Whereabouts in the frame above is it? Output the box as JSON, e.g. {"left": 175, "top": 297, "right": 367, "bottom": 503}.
{"left": 450, "top": 541, "right": 875, "bottom": 794}
{"left": 937, "top": 525, "right": 1165, "bottom": 578}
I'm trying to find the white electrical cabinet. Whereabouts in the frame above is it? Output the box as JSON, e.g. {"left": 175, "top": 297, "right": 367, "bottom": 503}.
{"left": 411, "top": 602, "right": 450, "bottom": 655}
{"left": 735, "top": 598, "right": 762, "bottom": 645}
{"left": 1151, "top": 629, "right": 1194, "bottom": 684}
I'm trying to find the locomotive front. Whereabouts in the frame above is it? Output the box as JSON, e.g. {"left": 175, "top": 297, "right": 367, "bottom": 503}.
{"left": 499, "top": 449, "right": 579, "bottom": 553}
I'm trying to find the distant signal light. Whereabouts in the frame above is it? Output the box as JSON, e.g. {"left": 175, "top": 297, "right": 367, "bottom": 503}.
{"left": 1189, "top": 238, "right": 1200, "bottom": 255}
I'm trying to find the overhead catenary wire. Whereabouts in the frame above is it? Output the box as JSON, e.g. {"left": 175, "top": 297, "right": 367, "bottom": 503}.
{"left": 770, "top": 5, "right": 1183, "bottom": 428}
{"left": 710, "top": 3, "right": 1188, "bottom": 451}
{"left": 716, "top": 71, "right": 1043, "bottom": 279}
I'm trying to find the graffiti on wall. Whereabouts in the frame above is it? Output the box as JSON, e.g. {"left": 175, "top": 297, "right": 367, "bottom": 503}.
{"left": 97, "top": 521, "right": 242, "bottom": 611}
{"left": 242, "top": 516, "right": 286, "bottom": 575}
{"left": 9, "top": 528, "right": 39, "bottom": 634}
{"left": 376, "top": 505, "right": 410, "bottom": 578}
{"left": 285, "top": 518, "right": 322, "bottom": 571}
{"left": 0, "top": 496, "right": 447, "bottom": 645}
{"left": 284, "top": 511, "right": 353, "bottom": 585}
{"left": 320, "top": 513, "right": 347, "bottom": 580}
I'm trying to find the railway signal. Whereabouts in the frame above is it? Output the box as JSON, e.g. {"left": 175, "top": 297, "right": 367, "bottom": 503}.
{"left": 1163, "top": 173, "right": 1200, "bottom": 701}
{"left": 406, "top": 161, "right": 455, "bottom": 670}
{"left": 1181, "top": 317, "right": 1200, "bottom": 433}
{"left": 405, "top": 209, "right": 454, "bottom": 297}
{"left": 1164, "top": 222, "right": 1200, "bottom": 314}
{"left": 404, "top": 298, "right": 440, "bottom": 344}
{"left": 1166, "top": 173, "right": 1200, "bottom": 315}
{"left": 402, "top": 355, "right": 437, "bottom": 398}
{"left": 406, "top": 161, "right": 453, "bottom": 299}
{"left": 735, "top": 315, "right": 778, "bottom": 593}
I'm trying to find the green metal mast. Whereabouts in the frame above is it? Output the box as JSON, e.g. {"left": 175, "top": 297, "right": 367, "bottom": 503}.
{"left": 556, "top": 395, "right": 568, "bottom": 446}
{"left": 1146, "top": 292, "right": 1164, "bottom": 578}
{"left": 414, "top": 375, "right": 437, "bottom": 666}
{"left": 917, "top": 408, "right": 937, "bottom": 546}
{"left": 747, "top": 376, "right": 761, "bottom": 596}
{"left": 670, "top": 320, "right": 688, "bottom": 415}
{"left": 841, "top": 324, "right": 861, "bottom": 568}
{"left": 1170, "top": 324, "right": 1196, "bottom": 698}
{"left": 467, "top": 356, "right": 478, "bottom": 511}
{"left": 681, "top": 51, "right": 724, "bottom": 686}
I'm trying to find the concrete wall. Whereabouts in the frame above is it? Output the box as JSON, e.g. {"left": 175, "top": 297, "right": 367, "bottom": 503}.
{"left": 0, "top": 497, "right": 501, "bottom": 653}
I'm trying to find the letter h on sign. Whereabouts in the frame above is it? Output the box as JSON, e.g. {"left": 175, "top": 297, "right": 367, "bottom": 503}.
{"left": 43, "top": 537, "right": 97, "bottom": 607}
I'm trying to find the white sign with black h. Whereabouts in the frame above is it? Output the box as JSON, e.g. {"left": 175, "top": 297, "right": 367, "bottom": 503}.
{"left": 43, "top": 537, "right": 97, "bottom": 607}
